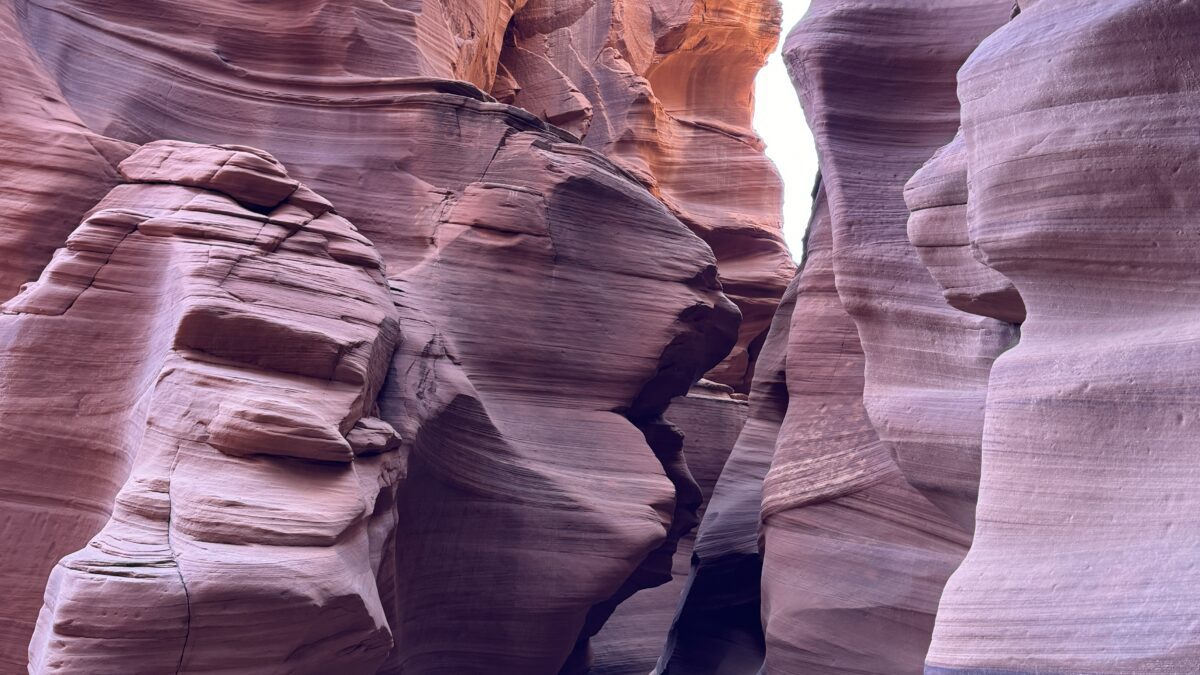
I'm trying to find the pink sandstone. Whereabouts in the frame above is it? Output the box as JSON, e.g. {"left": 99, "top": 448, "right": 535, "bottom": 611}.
{"left": 928, "top": 1, "right": 1200, "bottom": 671}
{"left": 495, "top": 0, "right": 796, "bottom": 390}
{"left": 0, "top": 1, "right": 761, "bottom": 671}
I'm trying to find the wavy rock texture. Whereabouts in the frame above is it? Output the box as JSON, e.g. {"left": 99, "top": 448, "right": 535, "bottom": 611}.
{"left": 667, "top": 3, "right": 1018, "bottom": 672}
{"left": 1, "top": 1, "right": 751, "bottom": 672}
{"left": 926, "top": 1, "right": 1200, "bottom": 671}
{"left": 1, "top": 140, "right": 401, "bottom": 673}
{"left": 774, "top": 3, "right": 1017, "bottom": 671}
{"left": 906, "top": 132, "right": 1026, "bottom": 325}
{"left": 659, "top": 259, "right": 802, "bottom": 674}
{"left": 19, "top": 0, "right": 790, "bottom": 388}
{"left": 0, "top": 2, "right": 131, "bottom": 302}
{"left": 495, "top": 0, "right": 795, "bottom": 390}
{"left": 590, "top": 382, "right": 748, "bottom": 675}
{"left": 373, "top": 127, "right": 738, "bottom": 673}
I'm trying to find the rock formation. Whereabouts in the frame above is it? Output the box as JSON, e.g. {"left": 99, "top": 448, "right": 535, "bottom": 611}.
{"left": 664, "top": 3, "right": 1015, "bottom": 671}
{"left": 0, "top": 1, "right": 767, "bottom": 672}
{"left": 926, "top": 1, "right": 1200, "bottom": 671}
{"left": 590, "top": 382, "right": 748, "bottom": 675}
{"left": 6, "top": 0, "right": 1199, "bottom": 672}
{"left": 495, "top": 0, "right": 796, "bottom": 390}
{"left": 670, "top": 1, "right": 1200, "bottom": 674}
{"left": 16, "top": 140, "right": 401, "bottom": 674}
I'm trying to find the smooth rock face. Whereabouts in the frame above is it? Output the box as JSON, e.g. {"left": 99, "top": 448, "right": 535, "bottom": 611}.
{"left": 374, "top": 126, "right": 738, "bottom": 673}
{"left": 657, "top": 4, "right": 1020, "bottom": 672}
{"left": 927, "top": 1, "right": 1200, "bottom": 671}
{"left": 18, "top": 0, "right": 789, "bottom": 390}
{"left": 590, "top": 383, "right": 749, "bottom": 675}
{"left": 760, "top": 186, "right": 969, "bottom": 675}
{"left": 659, "top": 261, "right": 802, "bottom": 674}
{"left": 666, "top": 2, "right": 1019, "bottom": 672}
{"left": 0, "top": 1, "right": 759, "bottom": 672}
{"left": 497, "top": 0, "right": 796, "bottom": 390}
{"left": 3, "top": 140, "right": 401, "bottom": 673}
{"left": 0, "top": 1, "right": 132, "bottom": 302}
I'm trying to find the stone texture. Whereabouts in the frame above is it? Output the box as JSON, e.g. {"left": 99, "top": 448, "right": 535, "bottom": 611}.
{"left": 373, "top": 126, "right": 738, "bottom": 673}
{"left": 4, "top": 141, "right": 401, "bottom": 673}
{"left": 591, "top": 382, "right": 749, "bottom": 675}
{"left": 22, "top": 0, "right": 1200, "bottom": 672}
{"left": 0, "top": 1, "right": 132, "bottom": 303}
{"left": 496, "top": 0, "right": 796, "bottom": 390}
{"left": 0, "top": 1, "right": 758, "bottom": 672}
{"left": 764, "top": 4, "right": 1018, "bottom": 671}
{"left": 658, "top": 258, "right": 802, "bottom": 675}
{"left": 926, "top": 1, "right": 1200, "bottom": 671}
{"left": 663, "top": 3, "right": 1023, "bottom": 672}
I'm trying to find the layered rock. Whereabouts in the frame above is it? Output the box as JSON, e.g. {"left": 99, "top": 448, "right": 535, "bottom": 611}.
{"left": 663, "top": 3, "right": 1018, "bottom": 672}
{"left": 926, "top": 1, "right": 1200, "bottom": 671}
{"left": 758, "top": 183, "right": 968, "bottom": 674}
{"left": 590, "top": 382, "right": 749, "bottom": 675}
{"left": 1, "top": 1, "right": 752, "bottom": 671}
{"left": 767, "top": 4, "right": 1016, "bottom": 671}
{"left": 496, "top": 0, "right": 795, "bottom": 390}
{"left": 3, "top": 141, "right": 401, "bottom": 673}
{"left": 658, "top": 250, "right": 802, "bottom": 674}
{"left": 373, "top": 127, "right": 738, "bottom": 673}
{"left": 0, "top": 1, "right": 131, "bottom": 302}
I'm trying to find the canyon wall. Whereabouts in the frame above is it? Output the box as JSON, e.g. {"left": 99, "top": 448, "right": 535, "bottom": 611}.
{"left": 669, "top": 1, "right": 1200, "bottom": 674}
{"left": 496, "top": 0, "right": 795, "bottom": 390}
{"left": 927, "top": 0, "right": 1200, "bottom": 671}
{"left": 5, "top": 0, "right": 1200, "bottom": 673}
{"left": 0, "top": 0, "right": 780, "bottom": 672}
{"left": 664, "top": 3, "right": 1015, "bottom": 672}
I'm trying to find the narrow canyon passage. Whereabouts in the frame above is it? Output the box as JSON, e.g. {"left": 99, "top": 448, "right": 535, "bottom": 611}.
{"left": 0, "top": 1, "right": 1198, "bottom": 674}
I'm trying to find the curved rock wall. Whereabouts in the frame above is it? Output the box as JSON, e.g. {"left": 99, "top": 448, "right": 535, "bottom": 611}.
{"left": 927, "top": 1, "right": 1200, "bottom": 671}
{"left": 496, "top": 0, "right": 795, "bottom": 390}
{"left": 664, "top": 3, "right": 1019, "bottom": 672}
{"left": 590, "top": 382, "right": 748, "bottom": 675}
{"left": 7, "top": 141, "right": 401, "bottom": 673}
{"left": 0, "top": 0, "right": 760, "bottom": 672}
{"left": 14, "top": 0, "right": 1197, "bottom": 672}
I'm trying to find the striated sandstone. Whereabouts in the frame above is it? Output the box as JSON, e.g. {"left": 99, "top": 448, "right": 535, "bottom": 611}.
{"left": 4, "top": 141, "right": 401, "bottom": 673}
{"left": 0, "top": 2, "right": 748, "bottom": 667}
{"left": 927, "top": 1, "right": 1200, "bottom": 671}
{"left": 0, "top": 2, "right": 132, "bottom": 303}
{"left": 658, "top": 256, "right": 801, "bottom": 674}
{"left": 666, "top": 3, "right": 1020, "bottom": 672}
{"left": 496, "top": 0, "right": 796, "bottom": 390}
{"left": 590, "top": 382, "right": 748, "bottom": 675}
{"left": 373, "top": 123, "right": 738, "bottom": 673}
{"left": 767, "top": 3, "right": 1016, "bottom": 670}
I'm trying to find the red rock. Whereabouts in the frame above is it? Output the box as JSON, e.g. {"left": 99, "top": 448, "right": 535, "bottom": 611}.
{"left": 373, "top": 127, "right": 738, "bottom": 672}
{"left": 927, "top": 1, "right": 1200, "bottom": 671}
{"left": 659, "top": 258, "right": 802, "bottom": 674}
{"left": 666, "top": 3, "right": 1019, "bottom": 671}
{"left": 0, "top": 2, "right": 756, "bottom": 671}
{"left": 590, "top": 381, "right": 748, "bottom": 674}
{"left": 4, "top": 141, "right": 401, "bottom": 673}
{"left": 0, "top": 2, "right": 131, "bottom": 302}
{"left": 497, "top": 0, "right": 796, "bottom": 390}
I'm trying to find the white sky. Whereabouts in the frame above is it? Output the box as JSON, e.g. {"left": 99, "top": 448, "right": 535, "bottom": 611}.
{"left": 753, "top": 0, "right": 816, "bottom": 259}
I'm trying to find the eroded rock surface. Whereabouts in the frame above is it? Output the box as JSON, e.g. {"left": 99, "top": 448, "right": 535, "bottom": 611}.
{"left": 659, "top": 258, "right": 801, "bottom": 675}
{"left": 664, "top": 3, "right": 1022, "bottom": 672}
{"left": 591, "top": 382, "right": 749, "bottom": 675}
{"left": 373, "top": 126, "right": 739, "bottom": 673}
{"left": 0, "top": 1, "right": 754, "bottom": 672}
{"left": 3, "top": 141, "right": 400, "bottom": 673}
{"left": 496, "top": 0, "right": 796, "bottom": 389}
{"left": 927, "top": 1, "right": 1200, "bottom": 671}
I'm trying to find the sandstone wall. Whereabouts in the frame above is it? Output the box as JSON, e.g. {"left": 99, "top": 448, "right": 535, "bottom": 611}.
{"left": 0, "top": 1, "right": 776, "bottom": 671}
